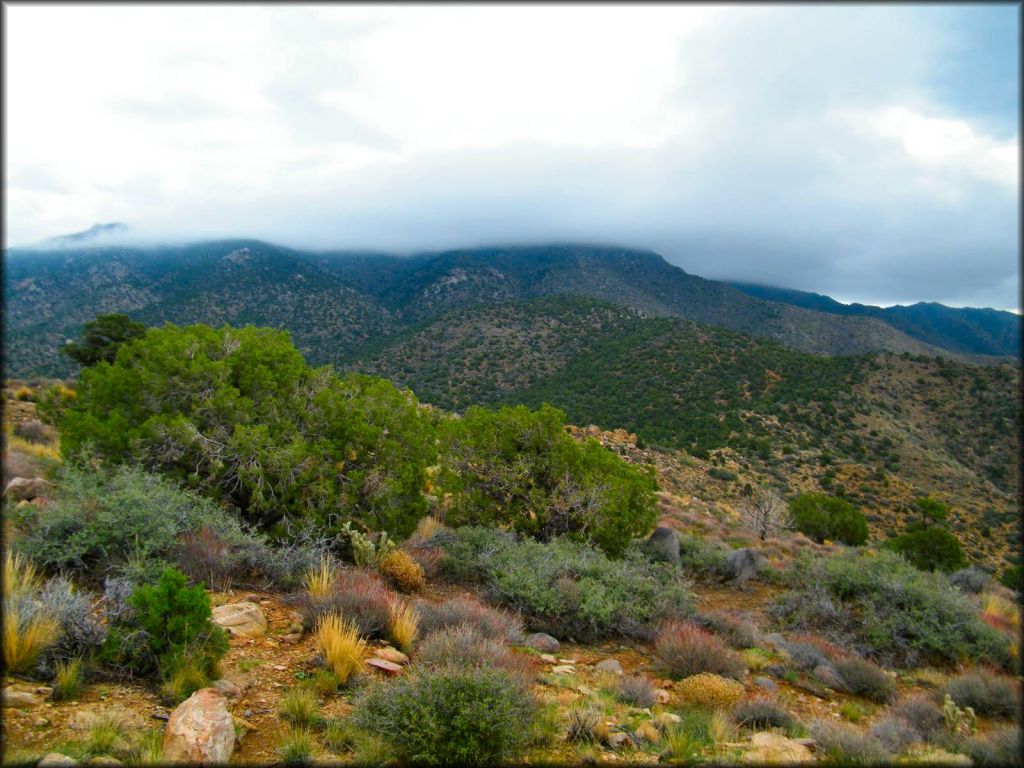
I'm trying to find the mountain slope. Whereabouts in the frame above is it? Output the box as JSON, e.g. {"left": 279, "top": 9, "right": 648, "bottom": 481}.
{"left": 730, "top": 281, "right": 1021, "bottom": 358}
{"left": 348, "top": 296, "right": 1020, "bottom": 569}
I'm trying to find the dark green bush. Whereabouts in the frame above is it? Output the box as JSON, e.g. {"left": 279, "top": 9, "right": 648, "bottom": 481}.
{"left": 439, "top": 526, "right": 693, "bottom": 641}
{"left": 771, "top": 550, "right": 1011, "bottom": 669}
{"left": 437, "top": 404, "right": 658, "bottom": 557}
{"left": 788, "top": 493, "right": 868, "bottom": 545}
{"left": 731, "top": 698, "right": 798, "bottom": 731}
{"left": 99, "top": 567, "right": 227, "bottom": 682}
{"left": 942, "top": 672, "right": 1019, "bottom": 718}
{"left": 55, "top": 323, "right": 436, "bottom": 537}
{"left": 350, "top": 666, "right": 537, "bottom": 764}
{"left": 677, "top": 533, "right": 729, "bottom": 582}
{"left": 884, "top": 526, "right": 966, "bottom": 573}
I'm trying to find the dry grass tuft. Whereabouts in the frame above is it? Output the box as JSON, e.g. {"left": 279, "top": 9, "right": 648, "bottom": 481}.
{"left": 388, "top": 599, "right": 419, "bottom": 653}
{"left": 316, "top": 612, "right": 366, "bottom": 685}
{"left": 303, "top": 555, "right": 337, "bottom": 600}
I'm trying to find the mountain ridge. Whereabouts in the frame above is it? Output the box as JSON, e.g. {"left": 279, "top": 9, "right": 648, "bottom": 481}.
{"left": 3, "top": 238, "right": 1012, "bottom": 378}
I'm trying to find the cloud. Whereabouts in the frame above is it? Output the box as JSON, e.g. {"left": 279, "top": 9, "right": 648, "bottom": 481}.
{"left": 3, "top": 5, "right": 1018, "bottom": 310}
{"left": 113, "top": 91, "right": 226, "bottom": 123}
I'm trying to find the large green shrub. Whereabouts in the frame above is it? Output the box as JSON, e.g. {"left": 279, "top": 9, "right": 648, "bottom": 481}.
{"left": 771, "top": 550, "right": 1011, "bottom": 669}
{"left": 12, "top": 464, "right": 324, "bottom": 588}
{"left": 350, "top": 666, "right": 537, "bottom": 764}
{"left": 788, "top": 493, "right": 868, "bottom": 545}
{"left": 436, "top": 404, "right": 658, "bottom": 556}
{"left": 884, "top": 526, "right": 966, "bottom": 573}
{"left": 52, "top": 322, "right": 436, "bottom": 536}
{"left": 438, "top": 526, "right": 692, "bottom": 641}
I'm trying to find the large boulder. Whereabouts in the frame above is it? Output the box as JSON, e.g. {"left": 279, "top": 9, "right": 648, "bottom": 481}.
{"left": 3, "top": 477, "right": 52, "bottom": 502}
{"left": 643, "top": 527, "right": 680, "bottom": 566}
{"left": 162, "top": 688, "right": 235, "bottom": 764}
{"left": 525, "top": 632, "right": 560, "bottom": 652}
{"left": 724, "top": 548, "right": 763, "bottom": 585}
{"left": 211, "top": 602, "right": 267, "bottom": 638}
{"left": 742, "top": 732, "right": 815, "bottom": 764}
{"left": 2, "top": 688, "right": 41, "bottom": 708}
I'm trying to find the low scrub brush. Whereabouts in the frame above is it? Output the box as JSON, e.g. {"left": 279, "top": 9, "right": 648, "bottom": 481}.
{"left": 655, "top": 620, "right": 746, "bottom": 680}
{"left": 378, "top": 549, "right": 426, "bottom": 593}
{"left": 675, "top": 672, "right": 745, "bottom": 709}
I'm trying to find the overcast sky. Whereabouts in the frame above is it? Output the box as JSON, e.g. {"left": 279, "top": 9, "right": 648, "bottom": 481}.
{"left": 4, "top": 4, "right": 1019, "bottom": 310}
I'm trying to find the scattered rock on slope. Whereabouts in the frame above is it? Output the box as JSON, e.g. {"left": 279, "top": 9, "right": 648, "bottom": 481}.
{"left": 162, "top": 688, "right": 235, "bottom": 764}
{"left": 211, "top": 602, "right": 267, "bottom": 638}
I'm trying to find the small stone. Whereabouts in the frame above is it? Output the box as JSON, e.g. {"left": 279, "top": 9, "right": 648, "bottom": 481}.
{"left": 576, "top": 685, "right": 595, "bottom": 696}
{"left": 35, "top": 717, "right": 50, "bottom": 727}
{"left": 595, "top": 659, "right": 623, "bottom": 675}
{"left": 654, "top": 689, "right": 671, "bottom": 704}
{"left": 763, "top": 664, "right": 789, "bottom": 678}
{"left": 558, "top": 658, "right": 577, "bottom": 665}
{"left": 753, "top": 676, "right": 779, "bottom": 693}
{"left": 2, "top": 689, "right": 41, "bottom": 708}
{"left": 655, "top": 712, "right": 681, "bottom": 727}
{"left": 272, "top": 665, "right": 287, "bottom": 671}
{"left": 375, "top": 647, "right": 410, "bottom": 665}
{"left": 525, "top": 632, "right": 560, "bottom": 652}
{"left": 37, "top": 754, "right": 79, "bottom": 767}
{"left": 608, "top": 732, "right": 633, "bottom": 749}
{"left": 34, "top": 686, "right": 54, "bottom": 697}
{"left": 366, "top": 658, "right": 403, "bottom": 676}
{"left": 281, "top": 633, "right": 302, "bottom": 644}
{"left": 551, "top": 665, "right": 575, "bottom": 675}
{"left": 540, "top": 654, "right": 557, "bottom": 663}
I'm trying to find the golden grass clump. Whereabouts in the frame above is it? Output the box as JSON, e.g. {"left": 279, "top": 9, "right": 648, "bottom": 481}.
{"left": 316, "top": 613, "right": 366, "bottom": 685}
{"left": 675, "top": 673, "right": 745, "bottom": 710}
{"left": 303, "top": 555, "right": 337, "bottom": 600}
{"left": 13, "top": 386, "right": 35, "bottom": 402}
{"left": 53, "top": 656, "right": 86, "bottom": 701}
{"left": 4, "top": 551, "right": 43, "bottom": 599}
{"left": 2, "top": 551, "right": 60, "bottom": 673}
{"left": 378, "top": 549, "right": 426, "bottom": 593}
{"left": 413, "top": 515, "right": 443, "bottom": 541}
{"left": 388, "top": 599, "right": 419, "bottom": 653}
{"left": 3, "top": 603, "right": 60, "bottom": 673}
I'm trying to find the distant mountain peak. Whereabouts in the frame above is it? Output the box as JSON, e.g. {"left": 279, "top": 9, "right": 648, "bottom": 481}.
{"left": 42, "top": 222, "right": 131, "bottom": 248}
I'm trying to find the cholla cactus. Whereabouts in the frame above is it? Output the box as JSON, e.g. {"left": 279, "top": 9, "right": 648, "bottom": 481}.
{"left": 341, "top": 522, "right": 396, "bottom": 567}
{"left": 942, "top": 694, "right": 977, "bottom": 737}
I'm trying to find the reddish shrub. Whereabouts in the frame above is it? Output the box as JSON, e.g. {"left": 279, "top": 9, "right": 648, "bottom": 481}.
{"left": 655, "top": 620, "right": 746, "bottom": 680}
{"left": 299, "top": 567, "right": 394, "bottom": 639}
{"left": 176, "top": 527, "right": 234, "bottom": 590}
{"left": 414, "top": 595, "right": 523, "bottom": 644}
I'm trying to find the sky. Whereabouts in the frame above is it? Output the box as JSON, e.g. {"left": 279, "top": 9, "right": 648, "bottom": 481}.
{"left": 3, "top": 4, "right": 1020, "bottom": 310}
